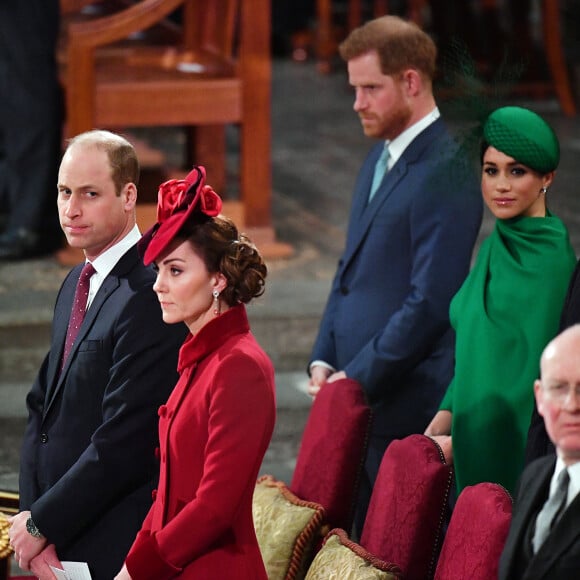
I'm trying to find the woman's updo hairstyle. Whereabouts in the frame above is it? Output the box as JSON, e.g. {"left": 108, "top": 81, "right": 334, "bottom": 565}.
{"left": 179, "top": 215, "right": 267, "bottom": 306}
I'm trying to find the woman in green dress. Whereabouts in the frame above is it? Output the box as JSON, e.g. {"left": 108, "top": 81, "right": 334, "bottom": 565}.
{"left": 425, "top": 106, "right": 576, "bottom": 496}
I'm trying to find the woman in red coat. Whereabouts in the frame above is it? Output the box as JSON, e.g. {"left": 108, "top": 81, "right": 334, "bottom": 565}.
{"left": 115, "top": 166, "right": 276, "bottom": 579}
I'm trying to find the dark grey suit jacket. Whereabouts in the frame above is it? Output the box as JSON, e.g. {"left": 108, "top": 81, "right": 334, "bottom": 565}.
{"left": 499, "top": 456, "right": 580, "bottom": 580}
{"left": 19, "top": 245, "right": 187, "bottom": 580}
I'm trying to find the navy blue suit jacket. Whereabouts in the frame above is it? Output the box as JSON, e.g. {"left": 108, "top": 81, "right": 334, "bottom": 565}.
{"left": 310, "top": 118, "right": 482, "bottom": 441}
{"left": 499, "top": 456, "right": 580, "bottom": 580}
{"left": 19, "top": 245, "right": 187, "bottom": 580}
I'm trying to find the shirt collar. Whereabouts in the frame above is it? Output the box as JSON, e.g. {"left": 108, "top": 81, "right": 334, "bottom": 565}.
{"left": 90, "top": 225, "right": 141, "bottom": 279}
{"left": 385, "top": 107, "right": 440, "bottom": 168}
{"left": 84, "top": 225, "right": 141, "bottom": 308}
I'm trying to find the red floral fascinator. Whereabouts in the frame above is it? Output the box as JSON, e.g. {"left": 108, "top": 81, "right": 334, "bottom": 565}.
{"left": 140, "top": 165, "right": 222, "bottom": 265}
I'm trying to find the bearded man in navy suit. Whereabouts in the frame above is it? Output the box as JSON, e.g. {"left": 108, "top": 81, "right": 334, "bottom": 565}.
{"left": 499, "top": 324, "right": 580, "bottom": 579}
{"left": 8, "top": 131, "right": 187, "bottom": 579}
{"left": 307, "top": 16, "right": 482, "bottom": 530}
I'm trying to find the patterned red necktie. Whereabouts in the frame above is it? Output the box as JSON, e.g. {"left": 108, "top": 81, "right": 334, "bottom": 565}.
{"left": 61, "top": 262, "right": 95, "bottom": 369}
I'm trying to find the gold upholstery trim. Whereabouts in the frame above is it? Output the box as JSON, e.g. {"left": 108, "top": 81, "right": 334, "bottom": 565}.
{"left": 0, "top": 513, "right": 13, "bottom": 560}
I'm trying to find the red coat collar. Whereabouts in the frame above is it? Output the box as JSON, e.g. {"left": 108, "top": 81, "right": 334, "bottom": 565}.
{"left": 177, "top": 304, "right": 250, "bottom": 373}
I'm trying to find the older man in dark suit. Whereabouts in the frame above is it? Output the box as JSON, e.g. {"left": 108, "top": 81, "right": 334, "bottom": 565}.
{"left": 499, "top": 324, "right": 580, "bottom": 579}
{"left": 307, "top": 15, "right": 482, "bottom": 530}
{"left": 8, "top": 131, "right": 187, "bottom": 579}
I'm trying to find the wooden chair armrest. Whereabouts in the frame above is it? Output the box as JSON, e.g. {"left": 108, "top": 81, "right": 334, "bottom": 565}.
{"left": 66, "top": 0, "right": 182, "bottom": 48}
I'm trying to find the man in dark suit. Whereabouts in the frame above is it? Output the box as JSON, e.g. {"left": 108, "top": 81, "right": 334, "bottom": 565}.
{"left": 307, "top": 15, "right": 482, "bottom": 530}
{"left": 499, "top": 324, "right": 580, "bottom": 580}
{"left": 0, "top": 0, "right": 63, "bottom": 259}
{"left": 8, "top": 131, "right": 187, "bottom": 579}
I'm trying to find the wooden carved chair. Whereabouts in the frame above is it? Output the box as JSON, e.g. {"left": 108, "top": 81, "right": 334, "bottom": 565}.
{"left": 60, "top": 0, "right": 277, "bottom": 246}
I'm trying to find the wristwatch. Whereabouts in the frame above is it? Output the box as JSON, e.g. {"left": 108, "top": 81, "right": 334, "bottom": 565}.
{"left": 26, "top": 516, "right": 44, "bottom": 539}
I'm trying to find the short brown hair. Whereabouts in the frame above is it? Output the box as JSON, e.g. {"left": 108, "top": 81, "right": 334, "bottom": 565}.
{"left": 339, "top": 15, "right": 436, "bottom": 80}
{"left": 66, "top": 130, "right": 140, "bottom": 195}
{"left": 179, "top": 215, "right": 267, "bottom": 306}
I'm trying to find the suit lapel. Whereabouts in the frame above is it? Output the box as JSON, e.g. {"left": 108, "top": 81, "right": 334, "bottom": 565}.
{"left": 341, "top": 119, "right": 446, "bottom": 274}
{"left": 361, "top": 156, "right": 408, "bottom": 218}
{"left": 44, "top": 265, "right": 82, "bottom": 407}
{"left": 504, "top": 458, "right": 553, "bottom": 580}
{"left": 350, "top": 143, "right": 383, "bottom": 222}
{"left": 56, "top": 275, "right": 120, "bottom": 381}
{"left": 528, "top": 479, "right": 580, "bottom": 579}
{"left": 43, "top": 247, "right": 138, "bottom": 417}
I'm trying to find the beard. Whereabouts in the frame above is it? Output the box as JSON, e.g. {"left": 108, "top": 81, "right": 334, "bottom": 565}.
{"left": 360, "top": 101, "right": 412, "bottom": 140}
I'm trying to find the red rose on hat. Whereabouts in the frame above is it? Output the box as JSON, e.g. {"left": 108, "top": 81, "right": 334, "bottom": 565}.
{"left": 156, "top": 179, "right": 189, "bottom": 223}
{"left": 140, "top": 165, "right": 223, "bottom": 265}
{"left": 199, "top": 185, "right": 221, "bottom": 216}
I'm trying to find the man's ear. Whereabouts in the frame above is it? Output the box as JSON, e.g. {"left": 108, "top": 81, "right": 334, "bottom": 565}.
{"left": 534, "top": 379, "right": 544, "bottom": 417}
{"left": 122, "top": 182, "right": 137, "bottom": 210}
{"left": 401, "top": 69, "right": 422, "bottom": 97}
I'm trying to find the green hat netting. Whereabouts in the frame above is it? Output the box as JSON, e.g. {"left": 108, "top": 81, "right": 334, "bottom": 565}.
{"left": 483, "top": 106, "right": 559, "bottom": 173}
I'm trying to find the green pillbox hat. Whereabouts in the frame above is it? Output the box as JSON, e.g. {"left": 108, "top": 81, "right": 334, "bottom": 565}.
{"left": 483, "top": 106, "right": 560, "bottom": 173}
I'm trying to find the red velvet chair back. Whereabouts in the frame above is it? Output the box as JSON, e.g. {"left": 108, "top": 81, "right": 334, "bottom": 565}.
{"left": 434, "top": 482, "right": 512, "bottom": 580}
{"left": 360, "top": 434, "right": 453, "bottom": 580}
{"left": 290, "top": 378, "right": 371, "bottom": 532}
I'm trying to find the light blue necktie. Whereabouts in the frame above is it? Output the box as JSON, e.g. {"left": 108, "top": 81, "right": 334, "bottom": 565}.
{"left": 369, "top": 143, "right": 391, "bottom": 202}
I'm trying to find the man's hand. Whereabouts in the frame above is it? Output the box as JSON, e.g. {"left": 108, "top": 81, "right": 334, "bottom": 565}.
{"left": 8, "top": 510, "right": 47, "bottom": 571}
{"left": 327, "top": 370, "right": 347, "bottom": 383}
{"left": 30, "top": 544, "right": 62, "bottom": 580}
{"left": 114, "top": 563, "right": 133, "bottom": 580}
{"left": 308, "top": 365, "right": 332, "bottom": 397}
